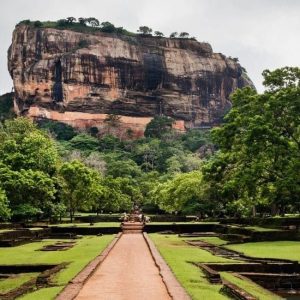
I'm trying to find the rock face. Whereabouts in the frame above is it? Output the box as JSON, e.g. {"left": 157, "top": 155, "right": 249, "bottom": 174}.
{"left": 8, "top": 24, "right": 254, "bottom": 137}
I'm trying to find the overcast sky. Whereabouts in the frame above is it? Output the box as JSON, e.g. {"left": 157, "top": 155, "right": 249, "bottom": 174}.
{"left": 1, "top": 0, "right": 300, "bottom": 93}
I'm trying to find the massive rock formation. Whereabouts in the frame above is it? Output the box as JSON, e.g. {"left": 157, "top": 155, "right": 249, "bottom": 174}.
{"left": 8, "top": 24, "right": 254, "bottom": 137}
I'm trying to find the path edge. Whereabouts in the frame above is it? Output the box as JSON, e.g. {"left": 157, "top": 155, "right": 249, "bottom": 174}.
{"left": 143, "top": 232, "right": 191, "bottom": 300}
{"left": 55, "top": 232, "right": 122, "bottom": 300}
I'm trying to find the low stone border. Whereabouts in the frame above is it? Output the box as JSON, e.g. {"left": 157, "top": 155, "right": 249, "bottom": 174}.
{"left": 55, "top": 233, "right": 122, "bottom": 300}
{"left": 196, "top": 263, "right": 222, "bottom": 284}
{"left": 221, "top": 280, "right": 257, "bottom": 300}
{"left": 143, "top": 232, "right": 191, "bottom": 300}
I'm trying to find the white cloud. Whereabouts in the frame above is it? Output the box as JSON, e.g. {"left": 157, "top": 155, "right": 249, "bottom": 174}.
{"left": 0, "top": 0, "right": 299, "bottom": 93}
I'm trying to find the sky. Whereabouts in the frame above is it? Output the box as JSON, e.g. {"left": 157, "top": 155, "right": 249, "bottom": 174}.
{"left": 1, "top": 0, "right": 300, "bottom": 93}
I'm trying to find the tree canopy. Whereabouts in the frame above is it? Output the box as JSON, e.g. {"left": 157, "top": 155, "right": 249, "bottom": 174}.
{"left": 204, "top": 67, "right": 300, "bottom": 216}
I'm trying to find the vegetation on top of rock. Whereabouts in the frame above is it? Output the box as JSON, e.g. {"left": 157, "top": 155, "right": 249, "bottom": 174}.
{"left": 137, "top": 26, "right": 153, "bottom": 35}
{"left": 16, "top": 18, "right": 197, "bottom": 40}
{"left": 17, "top": 18, "right": 136, "bottom": 37}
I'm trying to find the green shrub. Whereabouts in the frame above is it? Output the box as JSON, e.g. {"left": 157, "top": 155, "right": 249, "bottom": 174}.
{"left": 33, "top": 21, "right": 42, "bottom": 28}
{"left": 37, "top": 119, "right": 76, "bottom": 141}
{"left": 0, "top": 93, "right": 15, "bottom": 121}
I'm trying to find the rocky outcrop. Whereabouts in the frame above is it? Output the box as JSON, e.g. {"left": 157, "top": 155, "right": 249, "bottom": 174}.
{"left": 8, "top": 24, "right": 254, "bottom": 137}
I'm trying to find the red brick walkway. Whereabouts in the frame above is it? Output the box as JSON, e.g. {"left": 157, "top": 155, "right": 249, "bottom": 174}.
{"left": 75, "top": 233, "right": 171, "bottom": 300}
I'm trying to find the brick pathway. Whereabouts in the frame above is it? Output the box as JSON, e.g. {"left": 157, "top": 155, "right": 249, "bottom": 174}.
{"left": 75, "top": 233, "right": 171, "bottom": 300}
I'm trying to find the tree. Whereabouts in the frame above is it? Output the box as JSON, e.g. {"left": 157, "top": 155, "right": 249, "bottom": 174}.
{"left": 0, "top": 93, "right": 15, "bottom": 121}
{"left": 78, "top": 17, "right": 88, "bottom": 26}
{"left": 134, "top": 140, "right": 160, "bottom": 171}
{"left": 0, "top": 118, "right": 59, "bottom": 175}
{"left": 69, "top": 133, "right": 99, "bottom": 152}
{"left": 106, "top": 159, "right": 142, "bottom": 178}
{"left": 169, "top": 32, "right": 178, "bottom": 38}
{"left": 154, "top": 31, "right": 164, "bottom": 37}
{"left": 179, "top": 32, "right": 190, "bottom": 38}
{"left": 0, "top": 165, "right": 57, "bottom": 217}
{"left": 0, "top": 118, "right": 61, "bottom": 220}
{"left": 13, "top": 203, "right": 42, "bottom": 221}
{"left": 104, "top": 114, "right": 121, "bottom": 128}
{"left": 166, "top": 153, "right": 202, "bottom": 174}
{"left": 144, "top": 116, "right": 174, "bottom": 138}
{"left": 34, "top": 21, "right": 42, "bottom": 28}
{"left": 87, "top": 17, "right": 100, "bottom": 27}
{"left": 67, "top": 151, "right": 107, "bottom": 175}
{"left": 38, "top": 119, "right": 76, "bottom": 141}
{"left": 59, "top": 160, "right": 101, "bottom": 222}
{"left": 57, "top": 19, "right": 68, "bottom": 27}
{"left": 181, "top": 129, "right": 212, "bottom": 152}
{"left": 0, "top": 188, "right": 10, "bottom": 221}
{"left": 98, "top": 134, "right": 124, "bottom": 152}
{"left": 153, "top": 171, "right": 208, "bottom": 214}
{"left": 93, "top": 176, "right": 141, "bottom": 214}
{"left": 100, "top": 22, "right": 116, "bottom": 33}
{"left": 66, "top": 17, "right": 76, "bottom": 24}
{"left": 137, "top": 26, "right": 152, "bottom": 35}
{"left": 204, "top": 67, "right": 300, "bottom": 216}
{"left": 104, "top": 114, "right": 122, "bottom": 136}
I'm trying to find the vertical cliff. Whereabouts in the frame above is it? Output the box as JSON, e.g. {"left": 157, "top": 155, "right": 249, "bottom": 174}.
{"left": 8, "top": 24, "right": 254, "bottom": 137}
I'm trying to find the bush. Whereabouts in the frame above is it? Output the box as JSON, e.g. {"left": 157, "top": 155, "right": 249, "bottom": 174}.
{"left": 0, "top": 189, "right": 10, "bottom": 221}
{"left": 33, "top": 20, "right": 42, "bottom": 28}
{"left": 18, "top": 19, "right": 31, "bottom": 25}
{"left": 57, "top": 19, "right": 68, "bottom": 27}
{"left": 37, "top": 119, "right": 76, "bottom": 140}
{"left": 144, "top": 116, "right": 174, "bottom": 138}
{"left": 69, "top": 133, "right": 99, "bottom": 152}
{"left": 0, "top": 93, "right": 15, "bottom": 121}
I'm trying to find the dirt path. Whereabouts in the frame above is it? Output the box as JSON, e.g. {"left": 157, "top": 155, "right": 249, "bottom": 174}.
{"left": 75, "top": 233, "right": 171, "bottom": 300}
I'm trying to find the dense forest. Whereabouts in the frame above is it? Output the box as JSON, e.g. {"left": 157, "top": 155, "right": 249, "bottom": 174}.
{"left": 0, "top": 67, "right": 299, "bottom": 222}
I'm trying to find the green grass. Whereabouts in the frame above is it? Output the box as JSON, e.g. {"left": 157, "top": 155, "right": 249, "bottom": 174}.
{"left": 244, "top": 226, "right": 279, "bottom": 232}
{"left": 150, "top": 234, "right": 286, "bottom": 299}
{"left": 0, "top": 273, "right": 39, "bottom": 293}
{"left": 221, "top": 272, "right": 281, "bottom": 300}
{"left": 0, "top": 229, "right": 14, "bottom": 233}
{"left": 150, "top": 233, "right": 235, "bottom": 299}
{"left": 20, "top": 287, "right": 62, "bottom": 300}
{"left": 52, "top": 221, "right": 217, "bottom": 227}
{"left": 0, "top": 235, "right": 114, "bottom": 299}
{"left": 50, "top": 222, "right": 121, "bottom": 228}
{"left": 149, "top": 221, "right": 219, "bottom": 225}
{"left": 183, "top": 236, "right": 228, "bottom": 246}
{"left": 226, "top": 241, "right": 300, "bottom": 261}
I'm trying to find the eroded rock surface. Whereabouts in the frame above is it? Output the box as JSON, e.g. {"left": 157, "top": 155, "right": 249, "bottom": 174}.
{"left": 8, "top": 25, "right": 254, "bottom": 137}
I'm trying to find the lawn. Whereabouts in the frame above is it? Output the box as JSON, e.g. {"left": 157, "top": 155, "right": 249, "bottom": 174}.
{"left": 51, "top": 221, "right": 218, "bottom": 227}
{"left": 150, "top": 234, "right": 284, "bottom": 300}
{"left": 243, "top": 226, "right": 279, "bottom": 232}
{"left": 0, "top": 235, "right": 114, "bottom": 299}
{"left": 150, "top": 234, "right": 234, "bottom": 300}
{"left": 149, "top": 221, "right": 219, "bottom": 225}
{"left": 183, "top": 236, "right": 228, "bottom": 246}
{"left": 0, "top": 229, "right": 14, "bottom": 233}
{"left": 50, "top": 222, "right": 121, "bottom": 228}
{"left": 221, "top": 272, "right": 280, "bottom": 300}
{"left": 0, "top": 273, "right": 39, "bottom": 293}
{"left": 226, "top": 241, "right": 300, "bottom": 261}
